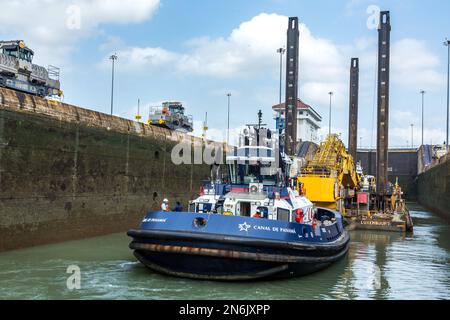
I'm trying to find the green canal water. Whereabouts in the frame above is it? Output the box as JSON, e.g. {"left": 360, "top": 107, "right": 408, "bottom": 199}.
{"left": 0, "top": 203, "right": 449, "bottom": 300}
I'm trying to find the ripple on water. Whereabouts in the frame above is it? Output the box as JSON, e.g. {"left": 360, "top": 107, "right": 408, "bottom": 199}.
{"left": 0, "top": 206, "right": 449, "bottom": 300}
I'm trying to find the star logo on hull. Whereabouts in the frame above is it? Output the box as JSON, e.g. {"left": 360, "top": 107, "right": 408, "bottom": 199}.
{"left": 238, "top": 222, "right": 251, "bottom": 232}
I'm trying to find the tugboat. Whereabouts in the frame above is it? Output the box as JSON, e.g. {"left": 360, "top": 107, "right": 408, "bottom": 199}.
{"left": 128, "top": 112, "right": 349, "bottom": 281}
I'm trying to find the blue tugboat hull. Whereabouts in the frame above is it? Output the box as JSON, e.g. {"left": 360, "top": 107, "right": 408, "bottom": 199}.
{"left": 128, "top": 211, "right": 349, "bottom": 281}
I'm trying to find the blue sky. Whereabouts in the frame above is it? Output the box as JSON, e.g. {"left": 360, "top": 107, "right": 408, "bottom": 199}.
{"left": 1, "top": 0, "right": 449, "bottom": 147}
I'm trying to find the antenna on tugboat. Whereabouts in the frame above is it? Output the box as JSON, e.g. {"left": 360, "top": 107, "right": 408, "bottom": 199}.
{"left": 258, "top": 110, "right": 263, "bottom": 130}
{"left": 245, "top": 110, "right": 267, "bottom": 147}
{"left": 246, "top": 110, "right": 267, "bottom": 130}
{"left": 245, "top": 110, "right": 267, "bottom": 144}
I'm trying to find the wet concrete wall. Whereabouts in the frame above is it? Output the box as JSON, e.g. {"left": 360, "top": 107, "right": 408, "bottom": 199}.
{"left": 0, "top": 88, "right": 214, "bottom": 251}
{"left": 417, "top": 157, "right": 450, "bottom": 220}
{"left": 356, "top": 149, "right": 418, "bottom": 200}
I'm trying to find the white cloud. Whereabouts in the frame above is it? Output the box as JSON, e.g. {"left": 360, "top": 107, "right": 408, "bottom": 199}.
{"left": 114, "top": 13, "right": 345, "bottom": 79}
{"left": 105, "top": 12, "right": 447, "bottom": 149}
{"left": 390, "top": 127, "right": 446, "bottom": 148}
{"left": 353, "top": 36, "right": 376, "bottom": 51}
{"left": 80, "top": 0, "right": 160, "bottom": 25}
{"left": 190, "top": 120, "right": 247, "bottom": 146}
{"left": 98, "top": 35, "right": 126, "bottom": 52}
{"left": 112, "top": 13, "right": 348, "bottom": 108}
{"left": 113, "top": 47, "right": 180, "bottom": 69}
{"left": 344, "top": 0, "right": 372, "bottom": 16}
{"left": 178, "top": 13, "right": 287, "bottom": 77}
{"left": 0, "top": 0, "right": 160, "bottom": 66}
{"left": 391, "top": 110, "right": 420, "bottom": 127}
{"left": 391, "top": 38, "right": 444, "bottom": 89}
{"left": 3, "top": 4, "right": 439, "bottom": 149}
{"left": 300, "top": 82, "right": 347, "bottom": 108}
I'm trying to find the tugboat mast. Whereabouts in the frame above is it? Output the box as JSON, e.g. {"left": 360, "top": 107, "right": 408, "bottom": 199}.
{"left": 245, "top": 110, "right": 267, "bottom": 146}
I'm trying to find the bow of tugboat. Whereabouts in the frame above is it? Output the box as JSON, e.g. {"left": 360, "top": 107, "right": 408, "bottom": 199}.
{"left": 127, "top": 209, "right": 349, "bottom": 281}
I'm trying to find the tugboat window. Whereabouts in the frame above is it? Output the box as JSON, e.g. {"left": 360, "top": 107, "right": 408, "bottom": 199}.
{"left": 228, "top": 163, "right": 276, "bottom": 186}
{"left": 277, "top": 208, "right": 290, "bottom": 222}
{"left": 216, "top": 205, "right": 224, "bottom": 214}
{"left": 239, "top": 202, "right": 251, "bottom": 217}
{"left": 258, "top": 206, "right": 269, "bottom": 219}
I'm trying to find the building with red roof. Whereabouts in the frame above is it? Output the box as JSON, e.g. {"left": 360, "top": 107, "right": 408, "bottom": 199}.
{"left": 272, "top": 99, "right": 322, "bottom": 143}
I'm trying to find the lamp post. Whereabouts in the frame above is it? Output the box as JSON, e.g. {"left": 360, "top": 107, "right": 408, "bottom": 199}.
{"left": 226, "top": 93, "right": 231, "bottom": 146}
{"left": 135, "top": 98, "right": 142, "bottom": 122}
{"left": 328, "top": 91, "right": 334, "bottom": 136}
{"left": 109, "top": 53, "right": 118, "bottom": 116}
{"left": 277, "top": 47, "right": 286, "bottom": 106}
{"left": 411, "top": 123, "right": 414, "bottom": 148}
{"left": 445, "top": 39, "right": 450, "bottom": 151}
{"left": 420, "top": 90, "right": 425, "bottom": 146}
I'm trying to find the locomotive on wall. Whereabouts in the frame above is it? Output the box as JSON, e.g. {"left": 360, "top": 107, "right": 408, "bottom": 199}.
{"left": 0, "top": 40, "right": 62, "bottom": 98}
{"left": 148, "top": 101, "right": 194, "bottom": 133}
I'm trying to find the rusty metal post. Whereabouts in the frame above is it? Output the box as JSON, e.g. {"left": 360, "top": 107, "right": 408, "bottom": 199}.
{"left": 285, "top": 17, "right": 299, "bottom": 156}
{"left": 348, "top": 58, "right": 359, "bottom": 160}
{"left": 376, "top": 11, "right": 391, "bottom": 196}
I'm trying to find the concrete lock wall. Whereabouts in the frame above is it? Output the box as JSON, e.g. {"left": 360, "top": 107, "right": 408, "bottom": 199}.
{"left": 417, "top": 158, "right": 450, "bottom": 220}
{"left": 357, "top": 150, "right": 418, "bottom": 200}
{"left": 0, "top": 88, "right": 216, "bottom": 251}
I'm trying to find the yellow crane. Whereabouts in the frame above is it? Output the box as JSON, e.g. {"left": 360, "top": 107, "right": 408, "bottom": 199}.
{"left": 297, "top": 134, "right": 360, "bottom": 214}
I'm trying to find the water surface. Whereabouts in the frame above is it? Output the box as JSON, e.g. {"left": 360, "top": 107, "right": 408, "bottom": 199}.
{"left": 0, "top": 203, "right": 448, "bottom": 300}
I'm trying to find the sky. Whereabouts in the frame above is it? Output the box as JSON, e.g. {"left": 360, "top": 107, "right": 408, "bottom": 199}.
{"left": 0, "top": 0, "right": 449, "bottom": 148}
